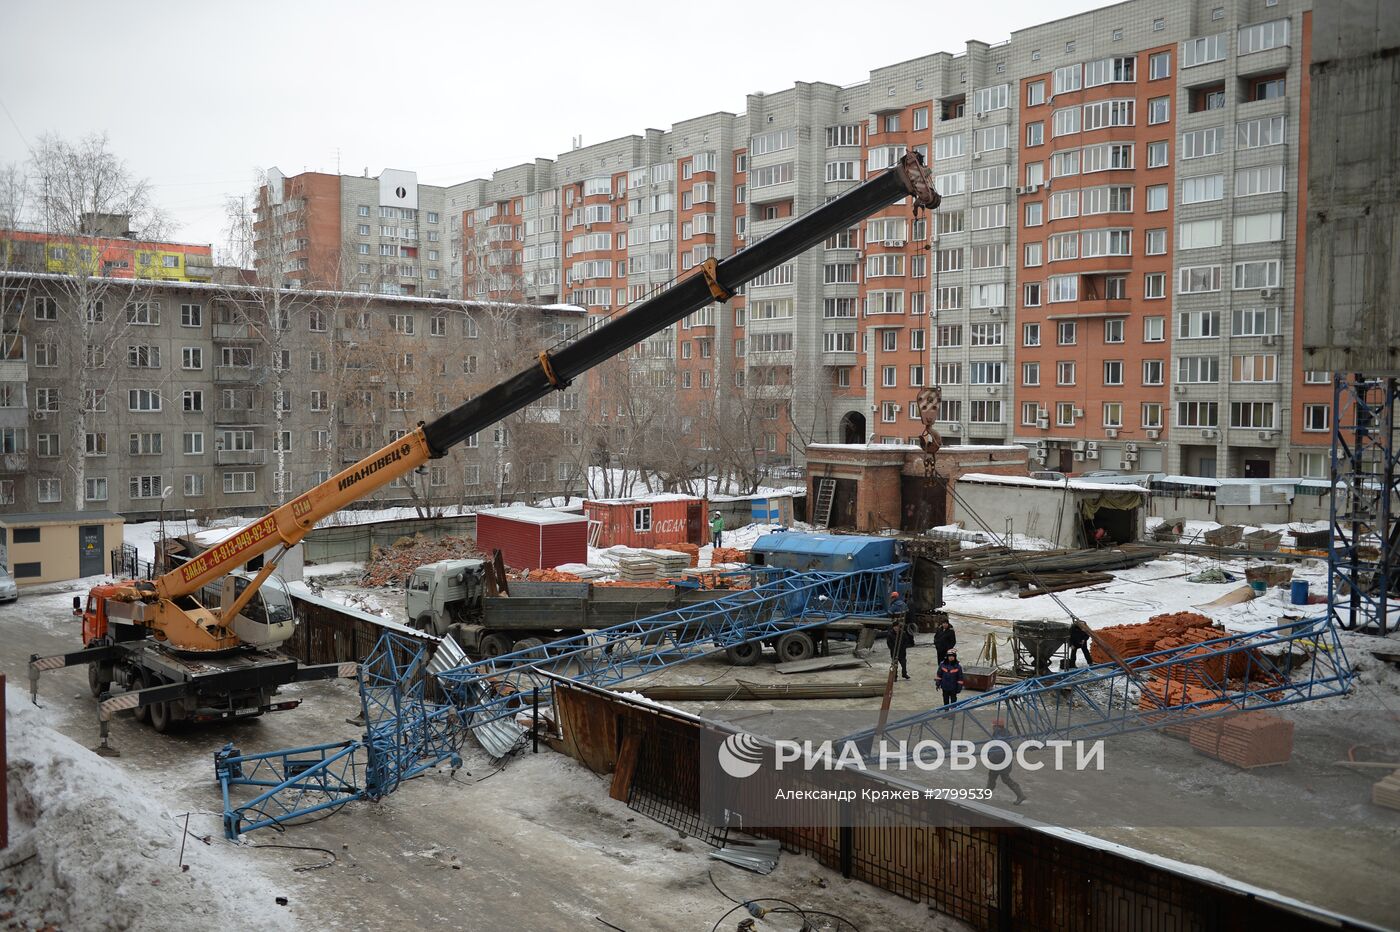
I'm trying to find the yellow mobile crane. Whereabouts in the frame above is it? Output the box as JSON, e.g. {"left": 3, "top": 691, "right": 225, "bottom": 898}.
{"left": 30, "top": 154, "right": 940, "bottom": 740}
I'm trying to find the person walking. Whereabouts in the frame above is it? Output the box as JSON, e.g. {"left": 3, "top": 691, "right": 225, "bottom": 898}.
{"left": 885, "top": 597, "right": 915, "bottom": 680}
{"left": 936, "top": 649, "right": 965, "bottom": 706}
{"left": 934, "top": 618, "right": 957, "bottom": 665}
{"left": 1066, "top": 622, "right": 1093, "bottom": 669}
{"left": 710, "top": 511, "right": 724, "bottom": 548}
{"left": 984, "top": 718, "right": 1026, "bottom": 804}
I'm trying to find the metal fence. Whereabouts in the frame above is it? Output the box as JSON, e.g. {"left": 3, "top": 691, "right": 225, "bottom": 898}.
{"left": 551, "top": 677, "right": 1361, "bottom": 932}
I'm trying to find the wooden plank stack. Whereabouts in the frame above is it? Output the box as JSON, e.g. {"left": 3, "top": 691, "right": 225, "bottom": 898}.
{"left": 1372, "top": 770, "right": 1400, "bottom": 812}
{"left": 1187, "top": 711, "right": 1294, "bottom": 768}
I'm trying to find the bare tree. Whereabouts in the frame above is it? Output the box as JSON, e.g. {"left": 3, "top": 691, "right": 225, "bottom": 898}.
{"left": 21, "top": 134, "right": 168, "bottom": 511}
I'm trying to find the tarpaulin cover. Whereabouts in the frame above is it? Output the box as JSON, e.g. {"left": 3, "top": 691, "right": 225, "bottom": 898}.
{"left": 1078, "top": 491, "right": 1145, "bottom": 520}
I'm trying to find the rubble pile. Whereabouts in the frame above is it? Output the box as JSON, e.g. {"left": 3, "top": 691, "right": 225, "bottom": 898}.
{"left": 361, "top": 534, "right": 483, "bottom": 586}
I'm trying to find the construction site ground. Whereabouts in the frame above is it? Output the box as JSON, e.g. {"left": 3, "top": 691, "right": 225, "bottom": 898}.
{"left": 7, "top": 542, "right": 1400, "bottom": 930}
{"left": 1, "top": 584, "right": 958, "bottom": 932}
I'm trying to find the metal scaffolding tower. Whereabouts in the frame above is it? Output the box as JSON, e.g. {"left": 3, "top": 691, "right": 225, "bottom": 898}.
{"left": 1329, "top": 374, "right": 1400, "bottom": 634}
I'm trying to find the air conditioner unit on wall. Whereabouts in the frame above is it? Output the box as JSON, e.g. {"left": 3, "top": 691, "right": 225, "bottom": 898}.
{"left": 1086, "top": 449, "right": 1100, "bottom": 460}
{"left": 1036, "top": 418, "right": 1049, "bottom": 429}
{"left": 1087, "top": 441, "right": 1099, "bottom": 451}
{"left": 1124, "top": 450, "right": 1139, "bottom": 463}
{"left": 1202, "top": 428, "right": 1218, "bottom": 440}
{"left": 1073, "top": 440, "right": 1087, "bottom": 451}
{"left": 1146, "top": 429, "right": 1160, "bottom": 440}
{"left": 1074, "top": 451, "right": 1086, "bottom": 461}
{"left": 1105, "top": 429, "right": 1118, "bottom": 439}
{"left": 1036, "top": 438, "right": 1048, "bottom": 448}
{"left": 1125, "top": 442, "right": 1138, "bottom": 453}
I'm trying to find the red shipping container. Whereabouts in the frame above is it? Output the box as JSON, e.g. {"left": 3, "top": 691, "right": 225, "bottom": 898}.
{"left": 584, "top": 495, "right": 709, "bottom": 550}
{"left": 475, "top": 505, "right": 588, "bottom": 570}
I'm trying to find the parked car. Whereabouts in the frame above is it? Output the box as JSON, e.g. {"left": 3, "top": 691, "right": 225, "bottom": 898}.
{"left": 1030, "top": 471, "right": 1068, "bottom": 482}
{"left": 0, "top": 566, "right": 18, "bottom": 602}
{"left": 1082, "top": 470, "right": 1123, "bottom": 478}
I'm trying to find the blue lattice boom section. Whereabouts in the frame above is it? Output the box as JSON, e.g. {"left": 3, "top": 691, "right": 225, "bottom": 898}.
{"left": 215, "top": 564, "right": 906, "bottom": 836}
{"left": 216, "top": 633, "right": 465, "bottom": 838}
{"left": 1329, "top": 374, "right": 1400, "bottom": 635}
{"left": 842, "top": 615, "right": 1353, "bottom": 756}
{"left": 434, "top": 562, "right": 909, "bottom": 728}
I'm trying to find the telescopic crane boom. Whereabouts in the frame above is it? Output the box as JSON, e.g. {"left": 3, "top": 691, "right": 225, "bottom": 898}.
{"left": 100, "top": 154, "right": 940, "bottom": 654}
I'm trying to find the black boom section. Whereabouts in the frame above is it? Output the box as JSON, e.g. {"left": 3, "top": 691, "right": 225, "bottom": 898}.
{"left": 421, "top": 155, "right": 938, "bottom": 457}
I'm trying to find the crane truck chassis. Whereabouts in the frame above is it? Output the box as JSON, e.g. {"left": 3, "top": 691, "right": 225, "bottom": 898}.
{"left": 27, "top": 153, "right": 939, "bottom": 742}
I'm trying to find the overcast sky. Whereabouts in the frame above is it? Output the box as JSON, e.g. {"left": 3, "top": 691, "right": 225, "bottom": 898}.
{"left": 0, "top": 0, "right": 1105, "bottom": 250}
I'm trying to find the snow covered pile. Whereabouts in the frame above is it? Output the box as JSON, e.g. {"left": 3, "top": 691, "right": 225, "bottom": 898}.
{"left": 2, "top": 687, "right": 294, "bottom": 931}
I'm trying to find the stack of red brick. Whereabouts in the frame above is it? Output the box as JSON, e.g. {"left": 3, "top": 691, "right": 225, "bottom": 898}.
{"left": 1095, "top": 612, "right": 1217, "bottom": 659}
{"left": 657, "top": 542, "right": 700, "bottom": 567}
{"left": 1187, "top": 712, "right": 1294, "bottom": 768}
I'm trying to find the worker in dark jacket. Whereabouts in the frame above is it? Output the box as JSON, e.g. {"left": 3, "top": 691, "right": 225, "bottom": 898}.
{"left": 885, "top": 616, "right": 915, "bottom": 680}
{"left": 1066, "top": 622, "right": 1093, "bottom": 668}
{"left": 984, "top": 718, "right": 1026, "bottom": 804}
{"left": 934, "top": 618, "right": 956, "bottom": 664}
{"left": 936, "top": 649, "right": 965, "bottom": 706}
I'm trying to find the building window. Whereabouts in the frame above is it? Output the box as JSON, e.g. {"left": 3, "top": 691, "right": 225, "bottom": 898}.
{"left": 1056, "top": 403, "right": 1077, "bottom": 427}
{"left": 1057, "top": 361, "right": 1076, "bottom": 386}
{"left": 1103, "top": 360, "right": 1124, "bottom": 386}
{"left": 1146, "top": 185, "right": 1169, "bottom": 212}
{"left": 1023, "top": 362, "right": 1040, "bottom": 386}
{"left": 1057, "top": 321, "right": 1077, "bottom": 345}
{"left": 633, "top": 506, "right": 652, "bottom": 532}
{"left": 1023, "top": 323, "right": 1040, "bottom": 346}
{"left": 85, "top": 477, "right": 108, "bottom": 502}
{"left": 1302, "top": 404, "right": 1330, "bottom": 432}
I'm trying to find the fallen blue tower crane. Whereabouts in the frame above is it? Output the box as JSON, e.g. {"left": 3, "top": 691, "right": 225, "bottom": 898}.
{"left": 842, "top": 614, "right": 1353, "bottom": 758}
{"left": 216, "top": 562, "right": 906, "bottom": 836}
{"left": 434, "top": 561, "right": 906, "bottom": 727}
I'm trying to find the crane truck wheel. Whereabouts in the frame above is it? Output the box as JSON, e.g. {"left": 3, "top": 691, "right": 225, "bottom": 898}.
{"left": 776, "top": 632, "right": 816, "bottom": 663}
{"left": 479, "top": 632, "right": 514, "bottom": 659}
{"left": 88, "top": 659, "right": 109, "bottom": 698}
{"left": 513, "top": 637, "right": 545, "bottom": 659}
{"left": 132, "top": 668, "right": 152, "bottom": 724}
{"left": 148, "top": 691, "right": 173, "bottom": 734}
{"left": 725, "top": 642, "right": 762, "bottom": 666}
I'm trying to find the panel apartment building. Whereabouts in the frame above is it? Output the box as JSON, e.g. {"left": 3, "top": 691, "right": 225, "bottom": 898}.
{"left": 0, "top": 270, "right": 587, "bottom": 518}
{"left": 260, "top": 0, "right": 1324, "bottom": 480}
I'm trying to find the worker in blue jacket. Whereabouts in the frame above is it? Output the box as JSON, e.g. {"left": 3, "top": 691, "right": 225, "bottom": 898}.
{"left": 984, "top": 718, "right": 1027, "bottom": 805}
{"left": 936, "top": 649, "right": 965, "bottom": 706}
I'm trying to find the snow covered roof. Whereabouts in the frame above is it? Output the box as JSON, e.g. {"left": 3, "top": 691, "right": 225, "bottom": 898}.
{"left": 959, "top": 473, "right": 1148, "bottom": 493}
{"left": 807, "top": 443, "right": 922, "bottom": 452}
{"left": 477, "top": 504, "right": 587, "bottom": 525}
{"left": 585, "top": 493, "right": 706, "bottom": 505}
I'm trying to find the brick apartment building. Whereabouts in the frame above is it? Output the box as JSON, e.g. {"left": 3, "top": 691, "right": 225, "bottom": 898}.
{"left": 0, "top": 269, "right": 587, "bottom": 518}
{"left": 258, "top": 0, "right": 1325, "bottom": 480}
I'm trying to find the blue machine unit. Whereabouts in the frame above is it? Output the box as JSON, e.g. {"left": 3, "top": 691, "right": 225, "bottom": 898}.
{"left": 750, "top": 533, "right": 903, "bottom": 575}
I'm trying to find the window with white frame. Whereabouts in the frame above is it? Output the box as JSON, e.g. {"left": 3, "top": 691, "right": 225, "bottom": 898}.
{"left": 1182, "top": 33, "right": 1228, "bottom": 68}
{"left": 1179, "top": 309, "right": 1221, "bottom": 339}
{"left": 1056, "top": 402, "right": 1077, "bottom": 427}
{"left": 1234, "top": 212, "right": 1284, "bottom": 244}
{"left": 1181, "top": 126, "right": 1224, "bottom": 160}
{"left": 1053, "top": 65, "right": 1082, "bottom": 94}
{"left": 1048, "top": 275, "right": 1078, "bottom": 303}
{"left": 1238, "top": 19, "right": 1289, "bottom": 55}
{"left": 1231, "top": 353, "right": 1278, "bottom": 382}
{"left": 1176, "top": 401, "right": 1219, "bottom": 428}
{"left": 1302, "top": 404, "right": 1329, "bottom": 432}
{"left": 1057, "top": 360, "right": 1076, "bottom": 385}
{"left": 1232, "top": 306, "right": 1280, "bottom": 336}
{"left": 1179, "top": 265, "right": 1221, "bottom": 294}
{"left": 1023, "top": 362, "right": 1040, "bottom": 386}
{"left": 1178, "top": 218, "right": 1223, "bottom": 250}
{"left": 1144, "top": 272, "right": 1167, "bottom": 299}
{"left": 1143, "top": 359, "right": 1165, "bottom": 385}
{"left": 1235, "top": 164, "right": 1285, "bottom": 197}
{"left": 1145, "top": 228, "right": 1168, "bottom": 255}
{"left": 1146, "top": 185, "right": 1169, "bottom": 211}
{"left": 1233, "top": 260, "right": 1281, "bottom": 290}
{"left": 1230, "top": 401, "right": 1276, "bottom": 429}
{"left": 1177, "top": 356, "right": 1220, "bottom": 383}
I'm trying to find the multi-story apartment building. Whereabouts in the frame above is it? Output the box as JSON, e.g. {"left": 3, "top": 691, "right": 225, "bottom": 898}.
{"left": 256, "top": 0, "right": 1323, "bottom": 480}
{"left": 0, "top": 271, "right": 586, "bottom": 518}
{"left": 3, "top": 213, "right": 214, "bottom": 282}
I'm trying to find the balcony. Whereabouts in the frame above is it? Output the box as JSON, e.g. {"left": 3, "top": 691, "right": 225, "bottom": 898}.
{"left": 214, "top": 448, "right": 267, "bottom": 466}
{"left": 215, "top": 365, "right": 259, "bottom": 383}
{"left": 185, "top": 258, "right": 214, "bottom": 279}
{"left": 1, "top": 452, "right": 28, "bottom": 473}
{"left": 213, "top": 323, "right": 255, "bottom": 341}
{"left": 214, "top": 408, "right": 264, "bottom": 426}
{"left": 0, "top": 360, "right": 27, "bottom": 382}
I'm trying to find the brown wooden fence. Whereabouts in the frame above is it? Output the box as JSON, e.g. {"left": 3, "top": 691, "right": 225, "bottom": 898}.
{"left": 550, "top": 676, "right": 1368, "bottom": 932}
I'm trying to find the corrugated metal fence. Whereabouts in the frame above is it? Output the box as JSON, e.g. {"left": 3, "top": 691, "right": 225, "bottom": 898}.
{"left": 551, "top": 678, "right": 1358, "bottom": 932}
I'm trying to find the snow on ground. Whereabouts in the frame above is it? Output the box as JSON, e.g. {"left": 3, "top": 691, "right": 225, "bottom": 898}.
{"left": 2, "top": 685, "right": 295, "bottom": 932}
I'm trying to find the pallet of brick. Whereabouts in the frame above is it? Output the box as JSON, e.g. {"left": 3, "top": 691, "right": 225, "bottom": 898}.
{"left": 1189, "top": 711, "right": 1294, "bottom": 768}
{"left": 710, "top": 546, "right": 750, "bottom": 566}
{"left": 1373, "top": 771, "right": 1400, "bottom": 811}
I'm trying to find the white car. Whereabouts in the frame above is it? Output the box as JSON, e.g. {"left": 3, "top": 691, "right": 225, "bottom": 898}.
{"left": 0, "top": 566, "right": 17, "bottom": 602}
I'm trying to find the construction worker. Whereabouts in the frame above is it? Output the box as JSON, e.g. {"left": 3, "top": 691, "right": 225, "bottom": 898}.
{"left": 984, "top": 718, "right": 1026, "bottom": 805}
{"left": 936, "top": 649, "right": 965, "bottom": 706}
{"left": 885, "top": 590, "right": 914, "bottom": 679}
{"left": 1066, "top": 622, "right": 1093, "bottom": 668}
{"left": 710, "top": 510, "right": 724, "bottom": 548}
{"left": 934, "top": 618, "right": 957, "bottom": 665}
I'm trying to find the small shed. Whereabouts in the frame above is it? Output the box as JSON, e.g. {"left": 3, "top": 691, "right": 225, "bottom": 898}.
{"left": 583, "top": 495, "right": 709, "bottom": 550}
{"left": 0, "top": 511, "right": 124, "bottom": 585}
{"left": 476, "top": 504, "right": 587, "bottom": 570}
{"left": 954, "top": 474, "right": 1148, "bottom": 548}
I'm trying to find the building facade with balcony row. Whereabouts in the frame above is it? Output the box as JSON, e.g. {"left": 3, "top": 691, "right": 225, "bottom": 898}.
{"left": 0, "top": 271, "right": 587, "bottom": 518}
{"left": 257, "top": 0, "right": 1323, "bottom": 479}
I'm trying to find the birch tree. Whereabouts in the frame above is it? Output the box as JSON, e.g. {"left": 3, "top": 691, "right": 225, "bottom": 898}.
{"left": 24, "top": 134, "right": 168, "bottom": 512}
